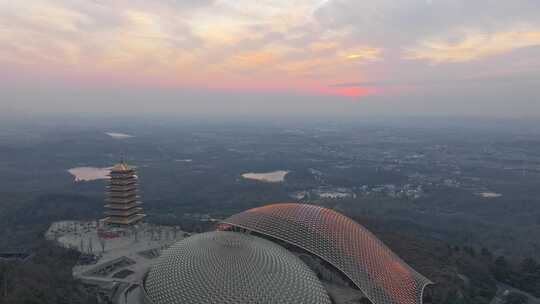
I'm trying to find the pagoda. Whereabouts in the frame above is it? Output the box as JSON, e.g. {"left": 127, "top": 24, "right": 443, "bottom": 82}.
{"left": 103, "top": 162, "right": 145, "bottom": 226}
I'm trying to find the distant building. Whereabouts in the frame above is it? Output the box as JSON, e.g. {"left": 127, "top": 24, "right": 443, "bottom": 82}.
{"left": 103, "top": 162, "right": 145, "bottom": 226}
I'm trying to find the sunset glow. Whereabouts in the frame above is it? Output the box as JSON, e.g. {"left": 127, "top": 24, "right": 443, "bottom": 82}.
{"left": 1, "top": 0, "right": 539, "bottom": 115}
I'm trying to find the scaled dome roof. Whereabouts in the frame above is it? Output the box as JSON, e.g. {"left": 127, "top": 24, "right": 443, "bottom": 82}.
{"left": 219, "top": 203, "right": 432, "bottom": 304}
{"left": 143, "top": 231, "right": 331, "bottom": 304}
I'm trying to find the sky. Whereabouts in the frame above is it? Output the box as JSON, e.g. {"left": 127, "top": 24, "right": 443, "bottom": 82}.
{"left": 0, "top": 0, "right": 539, "bottom": 118}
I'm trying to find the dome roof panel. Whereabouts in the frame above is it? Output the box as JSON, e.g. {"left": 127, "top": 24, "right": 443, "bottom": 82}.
{"left": 144, "top": 231, "right": 331, "bottom": 304}
{"left": 219, "top": 203, "right": 432, "bottom": 304}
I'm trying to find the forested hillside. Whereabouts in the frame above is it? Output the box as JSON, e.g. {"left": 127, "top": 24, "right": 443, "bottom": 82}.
{"left": 0, "top": 241, "right": 95, "bottom": 304}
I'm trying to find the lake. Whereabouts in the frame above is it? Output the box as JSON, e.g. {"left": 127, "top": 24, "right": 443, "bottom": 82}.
{"left": 241, "top": 170, "right": 289, "bottom": 183}
{"left": 105, "top": 132, "right": 134, "bottom": 139}
{"left": 68, "top": 167, "right": 111, "bottom": 182}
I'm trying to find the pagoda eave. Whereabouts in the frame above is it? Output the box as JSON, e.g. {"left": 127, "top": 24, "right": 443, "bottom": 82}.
{"left": 103, "top": 214, "right": 146, "bottom": 226}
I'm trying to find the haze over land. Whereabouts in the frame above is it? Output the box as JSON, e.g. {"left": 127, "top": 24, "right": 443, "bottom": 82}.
{"left": 1, "top": 0, "right": 539, "bottom": 117}
{"left": 2, "top": 118, "right": 540, "bottom": 304}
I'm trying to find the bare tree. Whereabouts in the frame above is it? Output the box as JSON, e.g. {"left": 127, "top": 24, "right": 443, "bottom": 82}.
{"left": 88, "top": 237, "right": 93, "bottom": 254}
{"left": 3, "top": 267, "right": 8, "bottom": 298}
{"left": 99, "top": 237, "right": 106, "bottom": 253}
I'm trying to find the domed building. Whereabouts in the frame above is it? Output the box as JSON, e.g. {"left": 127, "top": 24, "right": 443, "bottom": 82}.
{"left": 141, "top": 203, "right": 431, "bottom": 304}
{"left": 142, "top": 231, "right": 331, "bottom": 304}
{"left": 219, "top": 203, "right": 432, "bottom": 304}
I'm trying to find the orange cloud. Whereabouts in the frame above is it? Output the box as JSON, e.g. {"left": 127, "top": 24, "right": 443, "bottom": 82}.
{"left": 406, "top": 30, "right": 540, "bottom": 63}
{"left": 342, "top": 47, "right": 382, "bottom": 61}
{"left": 0, "top": 0, "right": 385, "bottom": 99}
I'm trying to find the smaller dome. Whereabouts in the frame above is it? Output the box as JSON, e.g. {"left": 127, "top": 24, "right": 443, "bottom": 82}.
{"left": 143, "top": 231, "right": 331, "bottom": 304}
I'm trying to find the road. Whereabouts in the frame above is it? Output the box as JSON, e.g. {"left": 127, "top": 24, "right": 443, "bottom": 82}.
{"left": 490, "top": 283, "right": 540, "bottom": 304}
